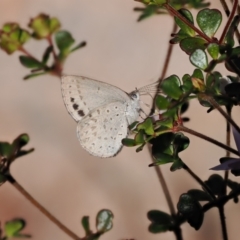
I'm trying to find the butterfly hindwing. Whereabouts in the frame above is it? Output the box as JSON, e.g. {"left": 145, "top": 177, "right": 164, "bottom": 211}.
{"left": 77, "top": 101, "right": 128, "bottom": 157}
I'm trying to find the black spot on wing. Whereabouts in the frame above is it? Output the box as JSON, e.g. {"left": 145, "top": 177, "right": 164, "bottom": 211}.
{"left": 70, "top": 97, "right": 75, "bottom": 102}
{"left": 78, "top": 110, "right": 85, "bottom": 117}
{"left": 73, "top": 103, "right": 79, "bottom": 110}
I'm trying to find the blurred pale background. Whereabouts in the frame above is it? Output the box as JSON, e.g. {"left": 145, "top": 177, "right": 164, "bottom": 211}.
{"left": 0, "top": 0, "right": 240, "bottom": 239}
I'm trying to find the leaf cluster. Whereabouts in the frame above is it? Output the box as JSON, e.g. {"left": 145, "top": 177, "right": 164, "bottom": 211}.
{"left": 0, "top": 14, "right": 86, "bottom": 80}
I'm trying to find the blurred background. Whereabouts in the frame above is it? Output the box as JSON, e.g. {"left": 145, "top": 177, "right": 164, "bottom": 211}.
{"left": 0, "top": 0, "right": 240, "bottom": 239}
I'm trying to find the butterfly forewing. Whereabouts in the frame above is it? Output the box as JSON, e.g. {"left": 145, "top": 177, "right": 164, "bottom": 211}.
{"left": 61, "top": 75, "right": 130, "bottom": 121}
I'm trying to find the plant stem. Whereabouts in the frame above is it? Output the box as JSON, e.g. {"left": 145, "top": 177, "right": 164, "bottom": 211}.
{"left": 200, "top": 94, "right": 240, "bottom": 135}
{"left": 183, "top": 163, "right": 216, "bottom": 200}
{"left": 218, "top": 206, "right": 228, "bottom": 240}
{"left": 220, "top": 0, "right": 230, "bottom": 15}
{"left": 152, "top": 163, "right": 176, "bottom": 215}
{"left": 177, "top": 125, "right": 239, "bottom": 156}
{"left": 163, "top": 3, "right": 213, "bottom": 43}
{"left": 150, "top": 21, "right": 177, "bottom": 115}
{"left": 224, "top": 106, "right": 232, "bottom": 194}
{"left": 46, "top": 36, "right": 63, "bottom": 77}
{"left": 47, "top": 35, "right": 58, "bottom": 61}
{"left": 159, "top": 22, "right": 177, "bottom": 82}
{"left": 148, "top": 19, "right": 182, "bottom": 240}
{"left": 220, "top": 0, "right": 240, "bottom": 43}
{"left": 18, "top": 47, "right": 40, "bottom": 63}
{"left": 6, "top": 174, "right": 82, "bottom": 240}
{"left": 219, "top": 0, "right": 239, "bottom": 44}
{"left": 226, "top": 58, "right": 240, "bottom": 76}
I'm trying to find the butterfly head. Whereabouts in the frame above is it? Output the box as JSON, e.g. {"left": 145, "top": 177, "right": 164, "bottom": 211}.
{"left": 129, "top": 90, "right": 140, "bottom": 101}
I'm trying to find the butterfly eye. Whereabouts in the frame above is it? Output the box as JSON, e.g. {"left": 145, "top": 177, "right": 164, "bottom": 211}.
{"left": 130, "top": 92, "right": 138, "bottom": 99}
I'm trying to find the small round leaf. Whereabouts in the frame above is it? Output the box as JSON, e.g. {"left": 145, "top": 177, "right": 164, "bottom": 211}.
{"left": 156, "top": 95, "right": 170, "bottom": 110}
{"left": 96, "top": 209, "right": 113, "bottom": 233}
{"left": 207, "top": 43, "right": 219, "bottom": 59}
{"left": 180, "top": 37, "right": 207, "bottom": 55}
{"left": 190, "top": 49, "right": 208, "bottom": 70}
{"left": 175, "top": 9, "right": 195, "bottom": 37}
{"left": 161, "top": 75, "right": 183, "bottom": 100}
{"left": 19, "top": 56, "right": 43, "bottom": 69}
{"left": 197, "top": 9, "right": 222, "bottom": 37}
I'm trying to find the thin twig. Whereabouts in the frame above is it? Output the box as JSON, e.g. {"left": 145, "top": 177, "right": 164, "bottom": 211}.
{"left": 220, "top": 0, "right": 240, "bottom": 43}
{"left": 152, "top": 160, "right": 176, "bottom": 215}
{"left": 163, "top": 3, "right": 213, "bottom": 43}
{"left": 6, "top": 174, "right": 82, "bottom": 240}
{"left": 150, "top": 22, "right": 177, "bottom": 114}
{"left": 200, "top": 94, "right": 240, "bottom": 135}
{"left": 178, "top": 125, "right": 240, "bottom": 156}
{"left": 218, "top": 206, "right": 228, "bottom": 240}
{"left": 18, "top": 47, "right": 40, "bottom": 62}
{"left": 224, "top": 106, "right": 232, "bottom": 194}
{"left": 47, "top": 36, "right": 58, "bottom": 61}
{"left": 219, "top": 0, "right": 239, "bottom": 44}
{"left": 183, "top": 163, "right": 216, "bottom": 200}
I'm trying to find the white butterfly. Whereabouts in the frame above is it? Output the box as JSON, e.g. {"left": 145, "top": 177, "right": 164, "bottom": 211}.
{"left": 61, "top": 75, "right": 142, "bottom": 158}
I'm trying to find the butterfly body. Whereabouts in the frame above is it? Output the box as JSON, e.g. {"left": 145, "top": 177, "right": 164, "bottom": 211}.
{"left": 61, "top": 75, "right": 140, "bottom": 157}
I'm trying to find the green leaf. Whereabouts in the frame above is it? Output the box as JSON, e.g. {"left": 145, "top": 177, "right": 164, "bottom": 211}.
{"left": 134, "top": 130, "right": 145, "bottom": 144}
{"left": 173, "top": 133, "right": 189, "bottom": 153}
{"left": 96, "top": 209, "right": 113, "bottom": 233}
{"left": 225, "top": 15, "right": 240, "bottom": 47}
{"left": 180, "top": 36, "right": 207, "bottom": 55}
{"left": 0, "top": 173, "right": 7, "bottom": 186}
{"left": 55, "top": 30, "right": 75, "bottom": 52}
{"left": 152, "top": 152, "right": 175, "bottom": 164}
{"left": 5, "top": 219, "right": 30, "bottom": 238}
{"left": 188, "top": 0, "right": 210, "bottom": 9}
{"left": 192, "top": 68, "right": 204, "bottom": 81}
{"left": 19, "top": 56, "right": 43, "bottom": 69}
{"left": 170, "top": 29, "right": 190, "bottom": 44}
{"left": 197, "top": 8, "right": 222, "bottom": 37}
{"left": 187, "top": 189, "right": 211, "bottom": 201}
{"left": 23, "top": 72, "right": 47, "bottom": 80}
{"left": 170, "top": 158, "right": 184, "bottom": 171}
{"left": 182, "top": 74, "right": 193, "bottom": 92}
{"left": 42, "top": 45, "right": 53, "bottom": 64}
{"left": 190, "top": 49, "right": 208, "bottom": 70}
{"left": 155, "top": 118, "right": 173, "bottom": 128}
{"left": 225, "top": 82, "right": 240, "bottom": 99}
{"left": 155, "top": 95, "right": 170, "bottom": 109}
{"left": 82, "top": 216, "right": 92, "bottom": 235}
{"left": 151, "top": 132, "right": 174, "bottom": 153}
{"left": 12, "top": 134, "right": 30, "bottom": 149}
{"left": 177, "top": 193, "right": 204, "bottom": 230}
{"left": 0, "top": 142, "right": 13, "bottom": 158}
{"left": 136, "top": 143, "right": 146, "bottom": 152}
{"left": 147, "top": 210, "right": 173, "bottom": 233}
{"left": 137, "top": 5, "right": 159, "bottom": 22}
{"left": 128, "top": 121, "right": 139, "bottom": 131}
{"left": 175, "top": 9, "right": 195, "bottom": 37}
{"left": 137, "top": 118, "right": 154, "bottom": 135}
{"left": 161, "top": 75, "right": 183, "bottom": 100}
{"left": 147, "top": 210, "right": 172, "bottom": 223}
{"left": 229, "top": 46, "right": 240, "bottom": 58}
{"left": 151, "top": 0, "right": 166, "bottom": 4}
{"left": 149, "top": 222, "right": 169, "bottom": 233}
{"left": 180, "top": 102, "right": 189, "bottom": 114}
{"left": 206, "top": 71, "right": 222, "bottom": 91}
{"left": 122, "top": 138, "right": 136, "bottom": 147}
{"left": 70, "top": 41, "right": 87, "bottom": 53}
{"left": 204, "top": 174, "right": 225, "bottom": 196}
{"left": 207, "top": 43, "right": 219, "bottom": 59}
